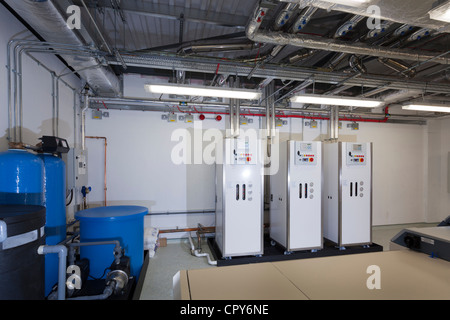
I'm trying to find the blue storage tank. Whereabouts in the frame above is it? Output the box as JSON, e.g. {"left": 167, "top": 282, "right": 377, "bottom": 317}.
{"left": 0, "top": 149, "right": 44, "bottom": 206}
{"left": 38, "top": 153, "right": 66, "bottom": 296}
{"left": 75, "top": 206, "right": 148, "bottom": 280}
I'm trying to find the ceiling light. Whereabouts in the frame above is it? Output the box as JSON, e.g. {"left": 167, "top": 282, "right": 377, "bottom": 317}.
{"left": 428, "top": 1, "right": 450, "bottom": 23}
{"left": 292, "top": 94, "right": 383, "bottom": 108}
{"left": 402, "top": 103, "right": 450, "bottom": 113}
{"left": 145, "top": 84, "right": 261, "bottom": 100}
{"left": 320, "top": 0, "right": 370, "bottom": 7}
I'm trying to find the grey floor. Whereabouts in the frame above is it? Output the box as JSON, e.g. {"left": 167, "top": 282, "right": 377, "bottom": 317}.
{"left": 138, "top": 222, "right": 438, "bottom": 300}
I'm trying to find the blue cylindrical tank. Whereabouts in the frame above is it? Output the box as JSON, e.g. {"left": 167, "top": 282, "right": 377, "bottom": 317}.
{"left": 0, "top": 149, "right": 44, "bottom": 206}
{"left": 75, "top": 206, "right": 148, "bottom": 280}
{"left": 37, "top": 153, "right": 66, "bottom": 296}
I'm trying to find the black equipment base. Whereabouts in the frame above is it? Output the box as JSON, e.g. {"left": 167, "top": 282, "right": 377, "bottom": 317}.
{"left": 207, "top": 234, "right": 383, "bottom": 267}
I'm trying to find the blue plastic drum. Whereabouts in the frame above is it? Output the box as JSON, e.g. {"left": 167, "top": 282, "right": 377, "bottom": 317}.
{"left": 75, "top": 206, "right": 148, "bottom": 280}
{"left": 0, "top": 149, "right": 44, "bottom": 206}
{"left": 37, "top": 153, "right": 66, "bottom": 296}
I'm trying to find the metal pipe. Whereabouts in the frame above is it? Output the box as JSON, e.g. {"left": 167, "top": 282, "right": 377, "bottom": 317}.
{"left": 67, "top": 240, "right": 121, "bottom": 266}
{"left": 37, "top": 245, "right": 67, "bottom": 301}
{"left": 188, "top": 232, "right": 217, "bottom": 266}
{"left": 85, "top": 136, "right": 107, "bottom": 206}
{"left": 79, "top": 0, "right": 113, "bottom": 55}
{"left": 178, "top": 42, "right": 256, "bottom": 54}
{"left": 228, "top": 77, "right": 235, "bottom": 137}
{"left": 7, "top": 39, "right": 96, "bottom": 142}
{"left": 159, "top": 226, "right": 215, "bottom": 234}
{"left": 235, "top": 77, "right": 240, "bottom": 137}
{"left": 5, "top": 0, "right": 121, "bottom": 95}
{"left": 81, "top": 92, "right": 89, "bottom": 150}
{"left": 247, "top": 29, "right": 450, "bottom": 65}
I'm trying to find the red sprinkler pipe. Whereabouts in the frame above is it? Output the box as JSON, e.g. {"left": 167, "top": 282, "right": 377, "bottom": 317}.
{"left": 182, "top": 105, "right": 390, "bottom": 123}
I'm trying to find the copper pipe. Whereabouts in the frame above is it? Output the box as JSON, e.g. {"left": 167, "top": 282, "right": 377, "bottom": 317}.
{"left": 85, "top": 136, "right": 107, "bottom": 206}
{"left": 159, "top": 227, "right": 215, "bottom": 234}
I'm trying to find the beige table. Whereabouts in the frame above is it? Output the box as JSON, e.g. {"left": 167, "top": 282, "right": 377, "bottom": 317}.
{"left": 174, "top": 250, "right": 450, "bottom": 300}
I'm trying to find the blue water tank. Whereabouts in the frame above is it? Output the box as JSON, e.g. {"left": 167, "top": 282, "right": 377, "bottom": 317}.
{"left": 75, "top": 206, "right": 148, "bottom": 280}
{"left": 38, "top": 153, "right": 66, "bottom": 296}
{"left": 0, "top": 149, "right": 44, "bottom": 206}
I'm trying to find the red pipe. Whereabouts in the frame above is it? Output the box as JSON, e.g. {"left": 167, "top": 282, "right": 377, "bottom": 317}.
{"left": 184, "top": 106, "right": 390, "bottom": 123}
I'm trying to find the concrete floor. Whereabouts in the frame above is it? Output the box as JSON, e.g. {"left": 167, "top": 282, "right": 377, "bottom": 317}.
{"left": 138, "top": 222, "right": 439, "bottom": 300}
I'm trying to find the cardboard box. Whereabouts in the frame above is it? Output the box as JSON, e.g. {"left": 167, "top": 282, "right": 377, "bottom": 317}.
{"left": 173, "top": 250, "right": 450, "bottom": 300}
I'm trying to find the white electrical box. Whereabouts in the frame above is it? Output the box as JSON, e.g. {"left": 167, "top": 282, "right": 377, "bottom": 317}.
{"left": 215, "top": 137, "right": 264, "bottom": 258}
{"left": 270, "top": 141, "right": 323, "bottom": 252}
{"left": 67, "top": 148, "right": 88, "bottom": 189}
{"left": 322, "top": 142, "right": 372, "bottom": 247}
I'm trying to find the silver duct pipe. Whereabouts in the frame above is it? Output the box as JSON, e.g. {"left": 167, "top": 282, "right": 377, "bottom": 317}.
{"left": 278, "top": 0, "right": 450, "bottom": 31}
{"left": 328, "top": 106, "right": 339, "bottom": 141}
{"left": 378, "top": 58, "right": 417, "bottom": 78}
{"left": 82, "top": 92, "right": 89, "bottom": 151}
{"left": 273, "top": 2, "right": 298, "bottom": 30}
{"left": 284, "top": 48, "right": 316, "bottom": 64}
{"left": 178, "top": 42, "right": 257, "bottom": 55}
{"left": 6, "top": 0, "right": 121, "bottom": 96}
{"left": 247, "top": 29, "right": 450, "bottom": 66}
{"left": 334, "top": 15, "right": 366, "bottom": 38}
{"left": 291, "top": 7, "right": 318, "bottom": 33}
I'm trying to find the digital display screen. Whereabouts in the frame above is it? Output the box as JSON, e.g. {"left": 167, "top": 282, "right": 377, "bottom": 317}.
{"left": 301, "top": 143, "right": 312, "bottom": 151}
{"left": 353, "top": 144, "right": 362, "bottom": 151}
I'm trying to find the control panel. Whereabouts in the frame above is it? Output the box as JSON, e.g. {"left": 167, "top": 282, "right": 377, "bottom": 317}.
{"left": 232, "top": 139, "right": 256, "bottom": 165}
{"left": 346, "top": 143, "right": 367, "bottom": 166}
{"left": 294, "top": 142, "right": 318, "bottom": 166}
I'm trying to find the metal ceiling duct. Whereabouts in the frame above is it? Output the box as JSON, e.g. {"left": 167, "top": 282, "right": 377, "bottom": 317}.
{"left": 178, "top": 42, "right": 258, "bottom": 55}
{"left": 279, "top": 0, "right": 450, "bottom": 32}
{"left": 247, "top": 28, "right": 450, "bottom": 66}
{"left": 6, "top": 0, "right": 121, "bottom": 96}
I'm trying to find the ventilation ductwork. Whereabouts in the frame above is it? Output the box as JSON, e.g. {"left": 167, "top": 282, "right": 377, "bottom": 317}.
{"left": 246, "top": 28, "right": 450, "bottom": 66}
{"left": 278, "top": 0, "right": 450, "bottom": 31}
{"left": 248, "top": 1, "right": 450, "bottom": 65}
{"left": 6, "top": 0, "right": 121, "bottom": 96}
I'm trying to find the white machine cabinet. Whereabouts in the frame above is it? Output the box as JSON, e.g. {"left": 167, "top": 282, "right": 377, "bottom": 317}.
{"left": 323, "top": 142, "right": 372, "bottom": 247}
{"left": 270, "top": 141, "right": 323, "bottom": 252}
{"left": 215, "top": 137, "right": 264, "bottom": 258}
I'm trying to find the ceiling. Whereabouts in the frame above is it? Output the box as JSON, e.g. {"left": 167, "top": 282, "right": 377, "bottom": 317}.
{"left": 4, "top": 0, "right": 450, "bottom": 121}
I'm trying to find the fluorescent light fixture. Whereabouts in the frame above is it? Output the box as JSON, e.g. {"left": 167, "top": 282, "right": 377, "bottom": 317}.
{"left": 320, "top": 0, "right": 370, "bottom": 7}
{"left": 428, "top": 1, "right": 450, "bottom": 23}
{"left": 292, "top": 94, "right": 383, "bottom": 108}
{"left": 402, "top": 103, "right": 450, "bottom": 113}
{"left": 145, "top": 84, "right": 261, "bottom": 100}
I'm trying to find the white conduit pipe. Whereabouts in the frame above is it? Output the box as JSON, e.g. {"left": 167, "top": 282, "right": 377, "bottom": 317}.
{"left": 188, "top": 232, "right": 217, "bottom": 266}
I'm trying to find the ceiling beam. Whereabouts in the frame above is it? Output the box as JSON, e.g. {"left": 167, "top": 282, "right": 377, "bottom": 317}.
{"left": 109, "top": 51, "right": 450, "bottom": 95}
{"left": 75, "top": 0, "right": 250, "bottom": 29}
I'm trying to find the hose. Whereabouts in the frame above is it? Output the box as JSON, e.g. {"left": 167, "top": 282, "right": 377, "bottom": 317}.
{"left": 188, "top": 232, "right": 217, "bottom": 266}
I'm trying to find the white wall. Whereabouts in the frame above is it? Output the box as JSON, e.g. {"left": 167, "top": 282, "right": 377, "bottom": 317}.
{"left": 427, "top": 117, "right": 450, "bottom": 223}
{"left": 0, "top": 5, "right": 81, "bottom": 216}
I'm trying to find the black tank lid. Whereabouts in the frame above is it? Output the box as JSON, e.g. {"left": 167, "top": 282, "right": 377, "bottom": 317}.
{"left": 0, "top": 205, "right": 46, "bottom": 237}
